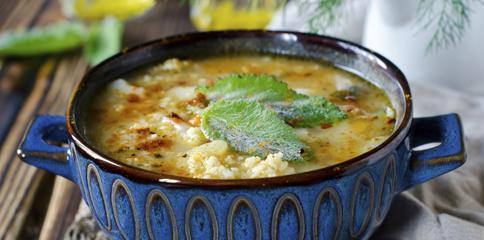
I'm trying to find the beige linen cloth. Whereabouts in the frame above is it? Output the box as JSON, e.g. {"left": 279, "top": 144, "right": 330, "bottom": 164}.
{"left": 65, "top": 82, "right": 484, "bottom": 239}
{"left": 372, "top": 82, "right": 484, "bottom": 239}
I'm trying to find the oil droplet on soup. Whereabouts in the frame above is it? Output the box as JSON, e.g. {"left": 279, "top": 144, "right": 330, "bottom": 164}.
{"left": 86, "top": 55, "right": 396, "bottom": 179}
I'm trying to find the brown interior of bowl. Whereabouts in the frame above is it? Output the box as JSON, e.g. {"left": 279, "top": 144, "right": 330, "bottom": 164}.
{"left": 66, "top": 30, "right": 413, "bottom": 188}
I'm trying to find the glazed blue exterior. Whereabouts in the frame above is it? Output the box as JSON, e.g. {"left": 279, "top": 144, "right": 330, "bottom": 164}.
{"left": 18, "top": 114, "right": 465, "bottom": 240}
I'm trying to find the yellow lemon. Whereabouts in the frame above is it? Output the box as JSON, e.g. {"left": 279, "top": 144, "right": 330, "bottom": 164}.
{"left": 73, "top": 0, "right": 155, "bottom": 21}
{"left": 190, "top": 0, "right": 280, "bottom": 31}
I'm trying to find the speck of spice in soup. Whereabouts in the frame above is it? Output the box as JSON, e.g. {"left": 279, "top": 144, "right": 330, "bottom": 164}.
{"left": 86, "top": 56, "right": 396, "bottom": 179}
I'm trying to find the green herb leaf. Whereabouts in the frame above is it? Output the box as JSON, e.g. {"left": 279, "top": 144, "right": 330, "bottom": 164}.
{"left": 269, "top": 96, "right": 347, "bottom": 127}
{"left": 197, "top": 74, "right": 295, "bottom": 102}
{"left": 0, "top": 21, "right": 86, "bottom": 56}
{"left": 201, "top": 100, "right": 309, "bottom": 161}
{"left": 197, "top": 74, "right": 346, "bottom": 127}
{"left": 84, "top": 17, "right": 124, "bottom": 66}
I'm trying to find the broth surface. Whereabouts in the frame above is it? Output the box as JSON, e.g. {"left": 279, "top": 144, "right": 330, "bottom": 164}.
{"left": 86, "top": 55, "right": 396, "bottom": 179}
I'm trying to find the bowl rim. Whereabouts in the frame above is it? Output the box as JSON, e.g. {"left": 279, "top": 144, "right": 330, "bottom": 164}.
{"left": 66, "top": 30, "right": 413, "bottom": 188}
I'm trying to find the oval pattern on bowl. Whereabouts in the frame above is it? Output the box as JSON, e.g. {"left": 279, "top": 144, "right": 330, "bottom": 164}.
{"left": 111, "top": 179, "right": 139, "bottom": 240}
{"left": 72, "top": 143, "right": 89, "bottom": 208}
{"left": 227, "top": 196, "right": 261, "bottom": 240}
{"left": 350, "top": 172, "right": 375, "bottom": 238}
{"left": 184, "top": 196, "right": 218, "bottom": 240}
{"left": 86, "top": 163, "right": 111, "bottom": 230}
{"left": 376, "top": 155, "right": 397, "bottom": 223}
{"left": 145, "top": 190, "right": 178, "bottom": 240}
{"left": 312, "top": 187, "right": 343, "bottom": 240}
{"left": 271, "top": 193, "right": 305, "bottom": 240}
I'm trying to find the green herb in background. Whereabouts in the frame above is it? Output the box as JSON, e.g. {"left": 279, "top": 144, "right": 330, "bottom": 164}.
{"left": 0, "top": 0, "right": 155, "bottom": 65}
{"left": 84, "top": 17, "right": 123, "bottom": 66}
{"left": 299, "top": 0, "right": 343, "bottom": 35}
{"left": 197, "top": 74, "right": 347, "bottom": 127}
{"left": 416, "top": 0, "right": 481, "bottom": 51}
{"left": 0, "top": 21, "right": 86, "bottom": 56}
{"left": 298, "top": 0, "right": 482, "bottom": 51}
{"left": 201, "top": 100, "right": 310, "bottom": 161}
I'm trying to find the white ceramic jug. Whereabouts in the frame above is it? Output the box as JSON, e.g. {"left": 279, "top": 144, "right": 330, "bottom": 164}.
{"left": 363, "top": 0, "right": 484, "bottom": 95}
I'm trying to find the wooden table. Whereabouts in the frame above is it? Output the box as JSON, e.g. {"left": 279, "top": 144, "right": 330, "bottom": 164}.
{"left": 0, "top": 1, "right": 195, "bottom": 239}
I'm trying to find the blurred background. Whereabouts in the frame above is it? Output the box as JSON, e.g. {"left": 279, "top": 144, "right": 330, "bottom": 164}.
{"left": 0, "top": 0, "right": 483, "bottom": 239}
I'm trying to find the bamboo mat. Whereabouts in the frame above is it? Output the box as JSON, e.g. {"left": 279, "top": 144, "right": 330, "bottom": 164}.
{"left": 0, "top": 1, "right": 195, "bottom": 239}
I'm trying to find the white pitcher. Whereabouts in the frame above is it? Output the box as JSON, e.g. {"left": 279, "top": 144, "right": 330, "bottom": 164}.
{"left": 362, "top": 0, "right": 484, "bottom": 95}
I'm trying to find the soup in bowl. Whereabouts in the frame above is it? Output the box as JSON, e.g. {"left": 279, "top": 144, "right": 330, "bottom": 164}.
{"left": 86, "top": 55, "right": 396, "bottom": 179}
{"left": 18, "top": 31, "right": 465, "bottom": 240}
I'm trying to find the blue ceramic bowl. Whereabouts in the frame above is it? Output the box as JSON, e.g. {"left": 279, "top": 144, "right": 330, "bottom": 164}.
{"left": 18, "top": 31, "right": 465, "bottom": 240}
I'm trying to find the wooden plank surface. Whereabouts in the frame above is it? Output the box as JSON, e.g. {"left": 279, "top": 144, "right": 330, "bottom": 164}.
{"left": 0, "top": 0, "right": 57, "bottom": 238}
{"left": 38, "top": 178, "right": 81, "bottom": 240}
{"left": 0, "top": 1, "right": 195, "bottom": 239}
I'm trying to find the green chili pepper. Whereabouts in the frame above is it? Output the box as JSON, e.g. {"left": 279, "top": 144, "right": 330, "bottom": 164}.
{"left": 84, "top": 17, "right": 124, "bottom": 66}
{"left": 0, "top": 21, "right": 87, "bottom": 56}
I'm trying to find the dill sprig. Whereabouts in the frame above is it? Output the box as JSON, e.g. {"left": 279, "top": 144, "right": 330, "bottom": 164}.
{"left": 301, "top": 0, "right": 483, "bottom": 51}
{"left": 416, "top": 0, "right": 482, "bottom": 51}
{"left": 298, "top": 0, "right": 345, "bottom": 34}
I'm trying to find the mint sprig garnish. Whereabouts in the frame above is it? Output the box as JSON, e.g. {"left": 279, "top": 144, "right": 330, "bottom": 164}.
{"left": 197, "top": 74, "right": 347, "bottom": 127}
{"left": 197, "top": 74, "right": 348, "bottom": 161}
{"left": 200, "top": 100, "right": 310, "bottom": 161}
{"left": 268, "top": 96, "right": 347, "bottom": 127}
{"left": 197, "top": 74, "right": 294, "bottom": 102}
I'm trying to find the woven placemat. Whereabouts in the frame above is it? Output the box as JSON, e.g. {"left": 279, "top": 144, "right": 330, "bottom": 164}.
{"left": 65, "top": 202, "right": 106, "bottom": 240}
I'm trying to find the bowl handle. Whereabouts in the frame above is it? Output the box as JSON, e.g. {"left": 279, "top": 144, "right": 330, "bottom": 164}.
{"left": 17, "top": 115, "right": 73, "bottom": 181}
{"left": 404, "top": 113, "right": 466, "bottom": 190}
